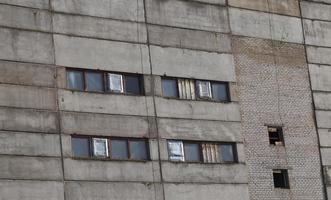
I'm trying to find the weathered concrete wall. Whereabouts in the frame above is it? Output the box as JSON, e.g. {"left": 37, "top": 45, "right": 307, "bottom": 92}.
{"left": 301, "top": 0, "right": 331, "bottom": 198}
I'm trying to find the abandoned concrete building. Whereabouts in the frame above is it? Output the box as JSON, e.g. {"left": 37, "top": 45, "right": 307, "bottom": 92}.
{"left": 1, "top": 0, "right": 331, "bottom": 199}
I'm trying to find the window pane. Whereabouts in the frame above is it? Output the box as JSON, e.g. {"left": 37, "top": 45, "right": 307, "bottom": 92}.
{"left": 108, "top": 73, "right": 123, "bottom": 93}
{"left": 67, "top": 71, "right": 84, "bottom": 90}
{"left": 168, "top": 141, "right": 184, "bottom": 161}
{"left": 72, "top": 137, "right": 90, "bottom": 157}
{"left": 184, "top": 143, "right": 200, "bottom": 162}
{"left": 273, "top": 170, "right": 289, "bottom": 188}
{"left": 219, "top": 144, "right": 235, "bottom": 162}
{"left": 129, "top": 140, "right": 148, "bottom": 160}
{"left": 86, "top": 72, "right": 103, "bottom": 92}
{"left": 197, "top": 80, "right": 211, "bottom": 98}
{"left": 125, "top": 75, "right": 141, "bottom": 94}
{"left": 211, "top": 82, "right": 228, "bottom": 101}
{"left": 92, "top": 138, "right": 109, "bottom": 157}
{"left": 162, "top": 79, "right": 178, "bottom": 98}
{"left": 111, "top": 140, "right": 128, "bottom": 159}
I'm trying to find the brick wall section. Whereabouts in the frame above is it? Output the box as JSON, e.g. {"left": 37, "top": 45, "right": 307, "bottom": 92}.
{"left": 232, "top": 36, "right": 325, "bottom": 200}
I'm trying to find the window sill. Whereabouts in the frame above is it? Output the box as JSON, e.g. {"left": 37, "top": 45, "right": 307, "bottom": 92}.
{"left": 71, "top": 156, "right": 150, "bottom": 163}
{"left": 160, "top": 96, "right": 231, "bottom": 104}
{"left": 66, "top": 88, "right": 144, "bottom": 97}
{"left": 168, "top": 160, "right": 239, "bottom": 165}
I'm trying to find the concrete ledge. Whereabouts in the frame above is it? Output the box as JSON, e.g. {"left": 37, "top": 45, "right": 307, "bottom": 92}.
{"left": 0, "top": 131, "right": 60, "bottom": 156}
{"left": 145, "top": 0, "right": 229, "bottom": 32}
{"left": 0, "top": 28, "right": 54, "bottom": 64}
{"left": 52, "top": 0, "right": 145, "bottom": 22}
{"left": 314, "top": 92, "right": 331, "bottom": 110}
{"left": 318, "top": 129, "right": 331, "bottom": 147}
{"left": 54, "top": 34, "right": 150, "bottom": 74}
{"left": 307, "top": 46, "right": 331, "bottom": 66}
{"left": 65, "top": 181, "right": 160, "bottom": 200}
{"left": 162, "top": 162, "right": 247, "bottom": 183}
{"left": 61, "top": 111, "right": 151, "bottom": 137}
{"left": 0, "top": 84, "right": 56, "bottom": 110}
{"left": 158, "top": 118, "right": 242, "bottom": 142}
{"left": 0, "top": 60, "right": 55, "bottom": 87}
{"left": 301, "top": 1, "right": 331, "bottom": 21}
{"left": 304, "top": 20, "right": 331, "bottom": 48}
{"left": 316, "top": 110, "right": 331, "bottom": 129}
{"left": 150, "top": 45, "right": 235, "bottom": 82}
{"left": 0, "top": 4, "right": 51, "bottom": 31}
{"left": 0, "top": 156, "right": 62, "bottom": 180}
{"left": 59, "top": 89, "right": 154, "bottom": 116}
{"left": 309, "top": 64, "right": 331, "bottom": 91}
{"left": 155, "top": 97, "right": 240, "bottom": 121}
{"left": 0, "top": 180, "right": 64, "bottom": 200}
{"left": 164, "top": 183, "right": 249, "bottom": 200}
{"left": 53, "top": 13, "right": 147, "bottom": 43}
{"left": 0, "top": 107, "right": 58, "bottom": 133}
{"left": 64, "top": 158, "right": 160, "bottom": 182}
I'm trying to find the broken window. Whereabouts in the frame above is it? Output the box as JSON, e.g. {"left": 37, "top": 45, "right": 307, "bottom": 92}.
{"left": 108, "top": 73, "right": 123, "bottom": 93}
{"left": 72, "top": 137, "right": 90, "bottom": 157}
{"left": 168, "top": 140, "right": 184, "bottom": 161}
{"left": 162, "top": 78, "right": 179, "bottom": 98}
{"left": 219, "top": 144, "right": 236, "bottom": 162}
{"left": 273, "top": 169, "right": 290, "bottom": 189}
{"left": 268, "top": 126, "right": 284, "bottom": 145}
{"left": 212, "top": 82, "right": 229, "bottom": 102}
{"left": 93, "top": 138, "right": 109, "bottom": 157}
{"left": 86, "top": 71, "right": 104, "bottom": 92}
{"left": 67, "top": 70, "right": 84, "bottom": 90}
{"left": 168, "top": 140, "right": 237, "bottom": 163}
{"left": 197, "top": 80, "right": 212, "bottom": 99}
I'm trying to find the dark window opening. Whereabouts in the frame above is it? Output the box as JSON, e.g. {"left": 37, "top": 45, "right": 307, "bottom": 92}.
{"left": 219, "top": 144, "right": 236, "bottom": 162}
{"left": 183, "top": 143, "right": 201, "bottom": 162}
{"left": 211, "top": 82, "right": 229, "bottom": 101}
{"left": 86, "top": 71, "right": 104, "bottom": 92}
{"left": 268, "top": 126, "right": 284, "bottom": 145}
{"left": 111, "top": 139, "right": 129, "bottom": 159}
{"left": 162, "top": 78, "right": 178, "bottom": 98}
{"left": 72, "top": 137, "right": 90, "bottom": 157}
{"left": 129, "top": 140, "right": 148, "bottom": 160}
{"left": 273, "top": 169, "right": 290, "bottom": 189}
{"left": 125, "top": 75, "right": 141, "bottom": 95}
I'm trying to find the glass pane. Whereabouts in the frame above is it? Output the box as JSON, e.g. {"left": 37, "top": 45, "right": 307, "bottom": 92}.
{"left": 212, "top": 83, "right": 228, "bottom": 101}
{"left": 129, "top": 140, "right": 148, "bottom": 160}
{"left": 108, "top": 73, "right": 123, "bottom": 93}
{"left": 162, "top": 79, "right": 178, "bottom": 98}
{"left": 197, "top": 80, "right": 211, "bottom": 98}
{"left": 125, "top": 75, "right": 141, "bottom": 94}
{"left": 72, "top": 137, "right": 90, "bottom": 157}
{"left": 167, "top": 140, "right": 184, "bottom": 161}
{"left": 184, "top": 143, "right": 200, "bottom": 162}
{"left": 111, "top": 140, "right": 128, "bottom": 159}
{"left": 219, "top": 144, "right": 235, "bottom": 162}
{"left": 67, "top": 71, "right": 84, "bottom": 90}
{"left": 86, "top": 72, "right": 103, "bottom": 92}
{"left": 92, "top": 138, "right": 108, "bottom": 157}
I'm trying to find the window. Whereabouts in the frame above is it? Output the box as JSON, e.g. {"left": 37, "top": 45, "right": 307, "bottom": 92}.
{"left": 67, "top": 70, "right": 84, "bottom": 90}
{"left": 219, "top": 144, "right": 235, "bottom": 162}
{"left": 162, "top": 78, "right": 178, "bottom": 98}
{"left": 93, "top": 138, "right": 109, "bottom": 157}
{"left": 111, "top": 139, "right": 129, "bottom": 159}
{"left": 211, "top": 82, "right": 229, "bottom": 101}
{"left": 197, "top": 80, "right": 212, "bottom": 99}
{"left": 66, "top": 69, "right": 143, "bottom": 95}
{"left": 86, "top": 71, "right": 104, "bottom": 92}
{"left": 72, "top": 137, "right": 90, "bottom": 157}
{"left": 108, "top": 73, "right": 123, "bottom": 93}
{"left": 168, "top": 140, "right": 237, "bottom": 163}
{"left": 268, "top": 126, "right": 284, "bottom": 145}
{"left": 273, "top": 169, "right": 290, "bottom": 189}
{"left": 71, "top": 136, "right": 149, "bottom": 161}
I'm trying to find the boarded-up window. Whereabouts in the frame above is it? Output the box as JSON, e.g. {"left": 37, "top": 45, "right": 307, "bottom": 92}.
{"left": 178, "top": 79, "right": 196, "bottom": 100}
{"left": 108, "top": 73, "right": 123, "bottom": 93}
{"left": 168, "top": 141, "right": 184, "bottom": 161}
{"left": 92, "top": 138, "right": 109, "bottom": 157}
{"left": 196, "top": 80, "right": 212, "bottom": 99}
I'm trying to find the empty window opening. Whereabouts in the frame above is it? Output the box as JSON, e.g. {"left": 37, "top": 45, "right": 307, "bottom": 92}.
{"left": 273, "top": 169, "right": 290, "bottom": 189}
{"left": 268, "top": 126, "right": 284, "bottom": 145}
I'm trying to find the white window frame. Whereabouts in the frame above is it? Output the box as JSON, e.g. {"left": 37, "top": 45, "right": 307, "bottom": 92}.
{"left": 108, "top": 73, "right": 124, "bottom": 93}
{"left": 168, "top": 140, "right": 184, "bottom": 161}
{"left": 197, "top": 80, "right": 212, "bottom": 99}
{"left": 92, "top": 138, "right": 109, "bottom": 157}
